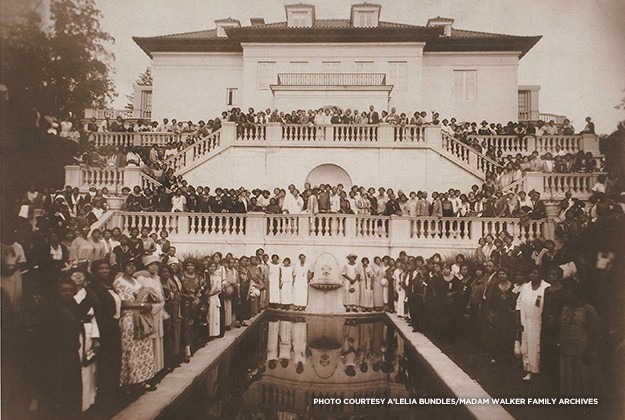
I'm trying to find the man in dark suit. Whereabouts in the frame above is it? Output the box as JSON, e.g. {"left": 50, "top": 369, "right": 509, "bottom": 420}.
{"left": 528, "top": 190, "right": 547, "bottom": 219}
{"left": 367, "top": 105, "right": 380, "bottom": 124}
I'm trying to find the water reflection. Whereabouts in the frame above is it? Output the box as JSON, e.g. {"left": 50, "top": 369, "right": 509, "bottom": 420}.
{"left": 170, "top": 314, "right": 467, "bottom": 420}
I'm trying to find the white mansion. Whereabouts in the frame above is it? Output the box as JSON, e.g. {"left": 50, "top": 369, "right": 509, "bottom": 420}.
{"left": 131, "top": 3, "right": 542, "bottom": 124}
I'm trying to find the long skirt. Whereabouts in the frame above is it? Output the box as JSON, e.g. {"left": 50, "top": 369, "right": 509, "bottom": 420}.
{"left": 269, "top": 276, "right": 281, "bottom": 304}
{"left": 119, "top": 311, "right": 155, "bottom": 386}
{"left": 79, "top": 323, "right": 97, "bottom": 411}
{"left": 344, "top": 280, "right": 360, "bottom": 306}
{"left": 373, "top": 281, "right": 384, "bottom": 309}
{"left": 223, "top": 298, "right": 233, "bottom": 327}
{"left": 280, "top": 282, "right": 293, "bottom": 305}
{"left": 361, "top": 285, "right": 373, "bottom": 309}
{"left": 292, "top": 278, "right": 308, "bottom": 307}
{"left": 396, "top": 288, "right": 406, "bottom": 317}
{"left": 521, "top": 319, "right": 542, "bottom": 373}
{"left": 208, "top": 295, "right": 221, "bottom": 337}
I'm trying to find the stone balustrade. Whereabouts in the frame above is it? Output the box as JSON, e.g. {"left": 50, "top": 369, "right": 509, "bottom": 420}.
{"left": 503, "top": 171, "right": 605, "bottom": 200}
{"left": 93, "top": 211, "right": 553, "bottom": 257}
{"left": 467, "top": 133, "right": 599, "bottom": 156}
{"left": 64, "top": 165, "right": 143, "bottom": 194}
{"left": 88, "top": 131, "right": 184, "bottom": 147}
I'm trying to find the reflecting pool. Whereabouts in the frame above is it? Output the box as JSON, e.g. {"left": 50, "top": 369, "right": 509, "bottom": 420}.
{"left": 164, "top": 313, "right": 469, "bottom": 419}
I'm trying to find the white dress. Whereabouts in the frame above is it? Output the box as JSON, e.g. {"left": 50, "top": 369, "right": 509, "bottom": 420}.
{"left": 278, "top": 320, "right": 293, "bottom": 362}
{"left": 516, "top": 280, "right": 549, "bottom": 373}
{"left": 74, "top": 288, "right": 99, "bottom": 412}
{"left": 394, "top": 269, "right": 406, "bottom": 317}
{"left": 207, "top": 272, "right": 222, "bottom": 337}
{"left": 342, "top": 263, "right": 360, "bottom": 306}
{"left": 292, "top": 322, "right": 307, "bottom": 368}
{"left": 266, "top": 321, "right": 279, "bottom": 365}
{"left": 280, "top": 265, "right": 294, "bottom": 305}
{"left": 268, "top": 263, "right": 282, "bottom": 304}
{"left": 292, "top": 263, "right": 309, "bottom": 307}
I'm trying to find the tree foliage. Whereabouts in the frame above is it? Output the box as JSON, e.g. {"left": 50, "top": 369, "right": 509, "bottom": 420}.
{"left": 0, "top": 0, "right": 116, "bottom": 118}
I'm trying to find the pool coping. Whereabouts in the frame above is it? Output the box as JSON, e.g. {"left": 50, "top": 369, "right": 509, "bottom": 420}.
{"left": 112, "top": 312, "right": 266, "bottom": 420}
{"left": 385, "top": 313, "right": 514, "bottom": 420}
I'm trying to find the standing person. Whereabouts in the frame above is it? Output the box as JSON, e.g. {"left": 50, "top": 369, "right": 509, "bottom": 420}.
{"left": 247, "top": 256, "right": 263, "bottom": 316}
{"left": 90, "top": 260, "right": 122, "bottom": 405}
{"left": 280, "top": 257, "right": 294, "bottom": 310}
{"left": 205, "top": 262, "right": 222, "bottom": 339}
{"left": 237, "top": 257, "right": 252, "bottom": 325}
{"left": 160, "top": 264, "right": 182, "bottom": 371}
{"left": 43, "top": 279, "right": 82, "bottom": 418}
{"left": 222, "top": 258, "right": 239, "bottom": 329}
{"left": 371, "top": 256, "right": 385, "bottom": 311}
{"left": 136, "top": 256, "right": 165, "bottom": 378}
{"left": 559, "top": 284, "right": 602, "bottom": 396}
{"left": 342, "top": 253, "right": 361, "bottom": 312}
{"left": 541, "top": 266, "right": 566, "bottom": 382}
{"left": 394, "top": 261, "right": 406, "bottom": 317}
{"left": 70, "top": 270, "right": 100, "bottom": 412}
{"left": 516, "top": 266, "right": 550, "bottom": 381}
{"left": 361, "top": 258, "right": 374, "bottom": 312}
{"left": 483, "top": 268, "right": 517, "bottom": 364}
{"left": 292, "top": 254, "right": 311, "bottom": 311}
{"left": 113, "top": 260, "right": 156, "bottom": 392}
{"left": 180, "top": 259, "right": 205, "bottom": 359}
{"left": 268, "top": 254, "right": 282, "bottom": 309}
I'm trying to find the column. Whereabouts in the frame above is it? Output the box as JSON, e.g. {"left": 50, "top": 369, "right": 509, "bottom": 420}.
{"left": 220, "top": 121, "right": 236, "bottom": 146}
{"left": 266, "top": 122, "right": 282, "bottom": 146}
{"left": 64, "top": 165, "right": 82, "bottom": 187}
{"left": 122, "top": 166, "right": 142, "bottom": 189}
{"left": 423, "top": 126, "right": 442, "bottom": 149}
{"left": 378, "top": 123, "right": 393, "bottom": 146}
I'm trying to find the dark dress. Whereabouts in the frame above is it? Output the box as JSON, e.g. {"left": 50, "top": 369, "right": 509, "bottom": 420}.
{"left": 44, "top": 301, "right": 82, "bottom": 418}
{"left": 483, "top": 282, "right": 517, "bottom": 361}
{"left": 91, "top": 281, "right": 122, "bottom": 402}
{"left": 541, "top": 284, "right": 565, "bottom": 376}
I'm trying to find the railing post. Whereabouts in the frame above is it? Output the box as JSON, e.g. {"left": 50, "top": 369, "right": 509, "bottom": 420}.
{"left": 220, "top": 122, "right": 236, "bottom": 146}
{"left": 245, "top": 213, "right": 266, "bottom": 243}
{"left": 123, "top": 166, "right": 142, "bottom": 189}
{"left": 581, "top": 134, "right": 600, "bottom": 155}
{"left": 378, "top": 123, "right": 393, "bottom": 145}
{"left": 64, "top": 165, "right": 82, "bottom": 187}
{"left": 266, "top": 122, "right": 282, "bottom": 146}
{"left": 525, "top": 135, "right": 536, "bottom": 152}
{"left": 390, "top": 216, "right": 411, "bottom": 244}
{"left": 132, "top": 133, "right": 141, "bottom": 147}
{"left": 469, "top": 218, "right": 482, "bottom": 241}
{"left": 524, "top": 172, "right": 544, "bottom": 195}
{"left": 344, "top": 215, "right": 356, "bottom": 239}
{"left": 424, "top": 126, "right": 442, "bottom": 149}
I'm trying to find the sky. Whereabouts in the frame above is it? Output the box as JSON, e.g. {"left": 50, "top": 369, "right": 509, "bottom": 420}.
{"left": 96, "top": 0, "right": 625, "bottom": 135}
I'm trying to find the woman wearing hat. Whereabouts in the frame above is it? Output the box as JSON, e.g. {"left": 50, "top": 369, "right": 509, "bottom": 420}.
{"left": 205, "top": 262, "right": 222, "bottom": 339}
{"left": 342, "top": 254, "right": 361, "bottom": 312}
{"left": 113, "top": 259, "right": 156, "bottom": 392}
{"left": 160, "top": 263, "right": 182, "bottom": 370}
{"left": 482, "top": 267, "right": 517, "bottom": 365}
{"left": 136, "top": 255, "right": 165, "bottom": 379}
{"left": 180, "top": 259, "right": 205, "bottom": 359}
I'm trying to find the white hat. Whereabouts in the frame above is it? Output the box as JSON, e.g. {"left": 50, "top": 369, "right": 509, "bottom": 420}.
{"left": 167, "top": 257, "right": 180, "bottom": 266}
{"left": 347, "top": 253, "right": 357, "bottom": 259}
{"left": 142, "top": 255, "right": 161, "bottom": 267}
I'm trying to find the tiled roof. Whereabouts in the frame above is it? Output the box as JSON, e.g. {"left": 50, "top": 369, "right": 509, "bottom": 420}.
{"left": 133, "top": 21, "right": 540, "bottom": 58}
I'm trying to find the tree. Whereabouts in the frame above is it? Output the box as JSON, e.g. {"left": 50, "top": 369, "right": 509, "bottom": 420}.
{"left": 125, "top": 66, "right": 152, "bottom": 111}
{"left": 0, "top": 0, "right": 116, "bottom": 118}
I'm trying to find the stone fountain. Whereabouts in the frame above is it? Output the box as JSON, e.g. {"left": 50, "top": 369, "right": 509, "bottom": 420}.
{"left": 306, "top": 252, "right": 344, "bottom": 314}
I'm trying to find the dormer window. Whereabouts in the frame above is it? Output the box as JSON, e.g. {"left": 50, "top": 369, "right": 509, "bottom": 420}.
{"left": 214, "top": 18, "right": 241, "bottom": 38}
{"left": 426, "top": 16, "right": 454, "bottom": 37}
{"left": 285, "top": 4, "right": 315, "bottom": 28}
{"left": 351, "top": 3, "right": 381, "bottom": 28}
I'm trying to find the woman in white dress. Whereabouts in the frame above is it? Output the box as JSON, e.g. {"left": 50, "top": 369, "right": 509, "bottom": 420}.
{"left": 516, "top": 266, "right": 550, "bottom": 381}
{"left": 268, "top": 255, "right": 282, "bottom": 309}
{"left": 394, "top": 262, "right": 406, "bottom": 317}
{"left": 342, "top": 254, "right": 361, "bottom": 312}
{"left": 71, "top": 270, "right": 99, "bottom": 412}
{"left": 292, "top": 254, "right": 310, "bottom": 311}
{"left": 205, "top": 262, "right": 222, "bottom": 338}
{"left": 292, "top": 321, "right": 308, "bottom": 373}
{"left": 136, "top": 256, "right": 165, "bottom": 374}
{"left": 280, "top": 258, "right": 294, "bottom": 310}
{"left": 361, "top": 258, "right": 374, "bottom": 312}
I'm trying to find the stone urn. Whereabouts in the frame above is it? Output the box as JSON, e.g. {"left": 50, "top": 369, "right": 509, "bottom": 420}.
{"left": 307, "top": 253, "right": 344, "bottom": 313}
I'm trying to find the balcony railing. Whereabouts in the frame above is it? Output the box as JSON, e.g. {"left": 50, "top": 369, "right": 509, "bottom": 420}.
{"left": 277, "top": 73, "right": 387, "bottom": 86}
{"left": 93, "top": 212, "right": 551, "bottom": 252}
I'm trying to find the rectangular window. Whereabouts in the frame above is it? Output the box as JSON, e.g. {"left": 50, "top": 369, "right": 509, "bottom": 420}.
{"left": 290, "top": 11, "right": 310, "bottom": 27}
{"left": 322, "top": 61, "right": 341, "bottom": 71}
{"left": 226, "top": 88, "right": 238, "bottom": 106}
{"left": 257, "top": 61, "right": 276, "bottom": 90}
{"left": 289, "top": 61, "right": 308, "bottom": 73}
{"left": 355, "top": 61, "right": 374, "bottom": 73}
{"left": 141, "top": 90, "right": 153, "bottom": 111}
{"left": 387, "top": 62, "right": 407, "bottom": 91}
{"left": 453, "top": 70, "right": 477, "bottom": 102}
{"left": 356, "top": 11, "right": 374, "bottom": 27}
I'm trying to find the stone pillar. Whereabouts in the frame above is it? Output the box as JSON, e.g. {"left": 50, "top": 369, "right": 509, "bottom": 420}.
{"left": 64, "top": 165, "right": 82, "bottom": 188}
{"left": 581, "top": 134, "right": 600, "bottom": 155}
{"left": 525, "top": 135, "right": 536, "bottom": 152}
{"left": 220, "top": 122, "right": 236, "bottom": 146}
{"left": 390, "top": 216, "right": 411, "bottom": 244}
{"left": 123, "top": 166, "right": 142, "bottom": 189}
{"left": 378, "top": 123, "right": 393, "bottom": 145}
{"left": 245, "top": 213, "right": 267, "bottom": 244}
{"left": 266, "top": 122, "right": 282, "bottom": 146}
{"left": 469, "top": 218, "right": 482, "bottom": 242}
{"left": 524, "top": 172, "right": 544, "bottom": 195}
{"left": 423, "top": 126, "right": 442, "bottom": 149}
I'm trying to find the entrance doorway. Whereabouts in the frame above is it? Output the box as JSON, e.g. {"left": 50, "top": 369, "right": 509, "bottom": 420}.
{"left": 306, "top": 164, "right": 352, "bottom": 188}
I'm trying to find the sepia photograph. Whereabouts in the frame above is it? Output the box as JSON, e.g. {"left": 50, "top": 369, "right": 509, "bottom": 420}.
{"left": 1, "top": 0, "right": 624, "bottom": 419}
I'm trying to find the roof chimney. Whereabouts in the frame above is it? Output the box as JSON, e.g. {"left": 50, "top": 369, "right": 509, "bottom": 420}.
{"left": 250, "top": 17, "right": 265, "bottom": 26}
{"left": 426, "top": 16, "right": 454, "bottom": 37}
{"left": 214, "top": 17, "right": 241, "bottom": 37}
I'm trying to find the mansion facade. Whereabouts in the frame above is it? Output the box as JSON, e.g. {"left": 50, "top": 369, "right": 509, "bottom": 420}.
{"left": 132, "top": 3, "right": 542, "bottom": 123}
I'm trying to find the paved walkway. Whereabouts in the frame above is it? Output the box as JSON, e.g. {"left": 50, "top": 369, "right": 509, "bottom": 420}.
{"left": 385, "top": 313, "right": 514, "bottom": 420}
{"left": 112, "top": 312, "right": 265, "bottom": 420}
